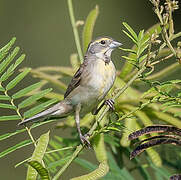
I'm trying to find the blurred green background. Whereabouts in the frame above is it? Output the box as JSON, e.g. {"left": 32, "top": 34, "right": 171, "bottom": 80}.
{"left": 0, "top": 0, "right": 180, "bottom": 179}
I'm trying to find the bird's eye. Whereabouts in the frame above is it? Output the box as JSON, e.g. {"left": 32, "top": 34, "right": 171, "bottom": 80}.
{"left": 100, "top": 40, "right": 106, "bottom": 45}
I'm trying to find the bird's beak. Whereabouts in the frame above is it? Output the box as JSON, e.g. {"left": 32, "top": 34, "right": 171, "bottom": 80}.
{"left": 109, "top": 40, "right": 122, "bottom": 49}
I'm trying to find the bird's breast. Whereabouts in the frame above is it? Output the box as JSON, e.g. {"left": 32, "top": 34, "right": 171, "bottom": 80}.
{"left": 85, "top": 60, "right": 116, "bottom": 100}
{"left": 69, "top": 59, "right": 116, "bottom": 115}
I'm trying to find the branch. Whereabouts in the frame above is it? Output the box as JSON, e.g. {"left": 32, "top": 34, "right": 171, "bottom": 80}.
{"left": 67, "top": 0, "right": 84, "bottom": 63}
{"left": 52, "top": 145, "right": 83, "bottom": 180}
{"left": 151, "top": 0, "right": 179, "bottom": 59}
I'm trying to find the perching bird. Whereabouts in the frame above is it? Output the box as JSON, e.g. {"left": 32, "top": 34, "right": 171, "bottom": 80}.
{"left": 18, "top": 37, "right": 122, "bottom": 146}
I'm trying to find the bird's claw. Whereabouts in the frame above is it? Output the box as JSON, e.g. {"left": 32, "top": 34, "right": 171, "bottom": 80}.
{"left": 104, "top": 99, "right": 115, "bottom": 111}
{"left": 80, "top": 134, "right": 91, "bottom": 148}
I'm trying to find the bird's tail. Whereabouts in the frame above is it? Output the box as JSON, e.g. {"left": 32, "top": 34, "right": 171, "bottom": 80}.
{"left": 18, "top": 100, "right": 73, "bottom": 126}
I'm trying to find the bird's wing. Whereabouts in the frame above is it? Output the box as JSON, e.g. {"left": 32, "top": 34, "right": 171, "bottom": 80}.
{"left": 64, "top": 60, "right": 88, "bottom": 98}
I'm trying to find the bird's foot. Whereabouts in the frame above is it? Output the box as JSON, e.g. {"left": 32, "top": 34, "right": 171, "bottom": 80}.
{"left": 80, "top": 134, "right": 91, "bottom": 148}
{"left": 104, "top": 99, "right": 115, "bottom": 111}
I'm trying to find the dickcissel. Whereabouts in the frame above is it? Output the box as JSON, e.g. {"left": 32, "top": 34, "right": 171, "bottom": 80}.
{"left": 18, "top": 36, "right": 122, "bottom": 145}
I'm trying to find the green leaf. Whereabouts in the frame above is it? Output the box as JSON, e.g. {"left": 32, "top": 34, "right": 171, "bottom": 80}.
{"left": 162, "top": 104, "right": 181, "bottom": 113}
{"left": 0, "top": 95, "right": 11, "bottom": 100}
{"left": 93, "top": 133, "right": 107, "bottom": 163}
{"left": 29, "top": 69, "right": 67, "bottom": 90}
{"left": 47, "top": 156, "right": 71, "bottom": 170}
{"left": 26, "top": 131, "right": 49, "bottom": 180}
{"left": 107, "top": 127, "right": 120, "bottom": 132}
{"left": 0, "top": 47, "right": 19, "bottom": 74}
{"left": 160, "top": 84, "right": 173, "bottom": 93}
{"left": 126, "top": 152, "right": 151, "bottom": 180}
{"left": 15, "top": 157, "right": 31, "bottom": 168}
{"left": 146, "top": 146, "right": 162, "bottom": 167}
{"left": 161, "top": 101, "right": 176, "bottom": 107}
{"left": 139, "top": 54, "right": 147, "bottom": 62}
{"left": 12, "top": 54, "right": 26, "bottom": 70}
{"left": 106, "top": 152, "right": 134, "bottom": 180}
{"left": 121, "top": 56, "right": 136, "bottom": 62}
{"left": 0, "top": 115, "right": 20, "bottom": 121}
{"left": 23, "top": 98, "right": 58, "bottom": 118}
{"left": 49, "top": 139, "right": 64, "bottom": 159}
{"left": 104, "top": 134, "right": 120, "bottom": 147}
{"left": 174, "top": 111, "right": 181, "bottom": 117}
{"left": 0, "top": 86, "right": 5, "bottom": 91}
{"left": 137, "top": 30, "right": 149, "bottom": 58}
{"left": 0, "top": 64, "right": 14, "bottom": 82}
{"left": 146, "top": 23, "right": 168, "bottom": 38}
{"left": 138, "top": 29, "right": 144, "bottom": 42}
{"left": 28, "top": 161, "right": 50, "bottom": 180}
{"left": 108, "top": 112, "right": 119, "bottom": 122}
{"left": 138, "top": 43, "right": 149, "bottom": 57}
{"left": 18, "top": 88, "right": 52, "bottom": 109}
{"left": 71, "top": 160, "right": 109, "bottom": 180}
{"left": 135, "top": 110, "right": 153, "bottom": 127}
{"left": 30, "top": 119, "right": 56, "bottom": 129}
{"left": 12, "top": 82, "right": 42, "bottom": 99}
{"left": 122, "top": 30, "right": 137, "bottom": 44}
{"left": 0, "top": 120, "right": 54, "bottom": 142}
{"left": 170, "top": 79, "right": 181, "bottom": 84}
{"left": 82, "top": 5, "right": 99, "bottom": 53}
{"left": 120, "top": 23, "right": 163, "bottom": 79}
{"left": 123, "top": 22, "right": 138, "bottom": 42}
{"left": 6, "top": 68, "right": 31, "bottom": 90}
{"left": 140, "top": 35, "right": 149, "bottom": 48}
{"left": 0, "top": 54, "right": 25, "bottom": 82}
{"left": 75, "top": 158, "right": 97, "bottom": 171}
{"left": 120, "top": 118, "right": 135, "bottom": 147}
{"left": 0, "top": 37, "right": 16, "bottom": 62}
{"left": 150, "top": 161, "right": 171, "bottom": 178}
{"left": 119, "top": 47, "right": 137, "bottom": 54}
{"left": 0, "top": 139, "right": 32, "bottom": 158}
{"left": 0, "top": 129, "right": 26, "bottom": 141}
{"left": 0, "top": 103, "right": 16, "bottom": 110}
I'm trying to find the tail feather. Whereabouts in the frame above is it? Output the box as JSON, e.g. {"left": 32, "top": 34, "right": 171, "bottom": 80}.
{"left": 18, "top": 101, "right": 72, "bottom": 126}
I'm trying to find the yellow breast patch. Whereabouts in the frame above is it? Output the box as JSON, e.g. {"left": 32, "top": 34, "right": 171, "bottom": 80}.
{"left": 96, "top": 60, "right": 115, "bottom": 98}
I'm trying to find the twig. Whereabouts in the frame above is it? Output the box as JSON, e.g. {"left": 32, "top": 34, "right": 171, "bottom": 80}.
{"left": 125, "top": 31, "right": 181, "bottom": 82}
{"left": 151, "top": 53, "right": 174, "bottom": 66}
{"left": 52, "top": 145, "right": 83, "bottom": 180}
{"left": 151, "top": 0, "right": 177, "bottom": 58}
{"left": 67, "top": 0, "right": 84, "bottom": 63}
{"left": 135, "top": 62, "right": 180, "bottom": 82}
{"left": 4, "top": 90, "right": 37, "bottom": 147}
{"left": 36, "top": 66, "right": 73, "bottom": 76}
{"left": 46, "top": 147, "right": 74, "bottom": 154}
{"left": 29, "top": 69, "right": 67, "bottom": 90}
{"left": 161, "top": 25, "right": 177, "bottom": 57}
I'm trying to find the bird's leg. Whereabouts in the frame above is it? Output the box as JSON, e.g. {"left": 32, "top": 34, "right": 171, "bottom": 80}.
{"left": 92, "top": 99, "right": 115, "bottom": 115}
{"left": 104, "top": 99, "right": 115, "bottom": 111}
{"left": 75, "top": 103, "right": 91, "bottom": 147}
{"left": 92, "top": 102, "right": 105, "bottom": 115}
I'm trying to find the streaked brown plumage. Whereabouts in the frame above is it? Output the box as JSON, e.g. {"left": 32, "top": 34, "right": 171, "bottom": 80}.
{"left": 18, "top": 37, "right": 122, "bottom": 146}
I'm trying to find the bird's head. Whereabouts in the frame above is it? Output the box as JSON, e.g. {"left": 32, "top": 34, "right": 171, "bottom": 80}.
{"left": 86, "top": 37, "right": 122, "bottom": 62}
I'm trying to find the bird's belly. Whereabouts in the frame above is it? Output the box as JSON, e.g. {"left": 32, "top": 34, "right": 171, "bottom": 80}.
{"left": 80, "top": 60, "right": 116, "bottom": 114}
{"left": 69, "top": 60, "right": 116, "bottom": 115}
{"left": 86, "top": 60, "right": 116, "bottom": 99}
